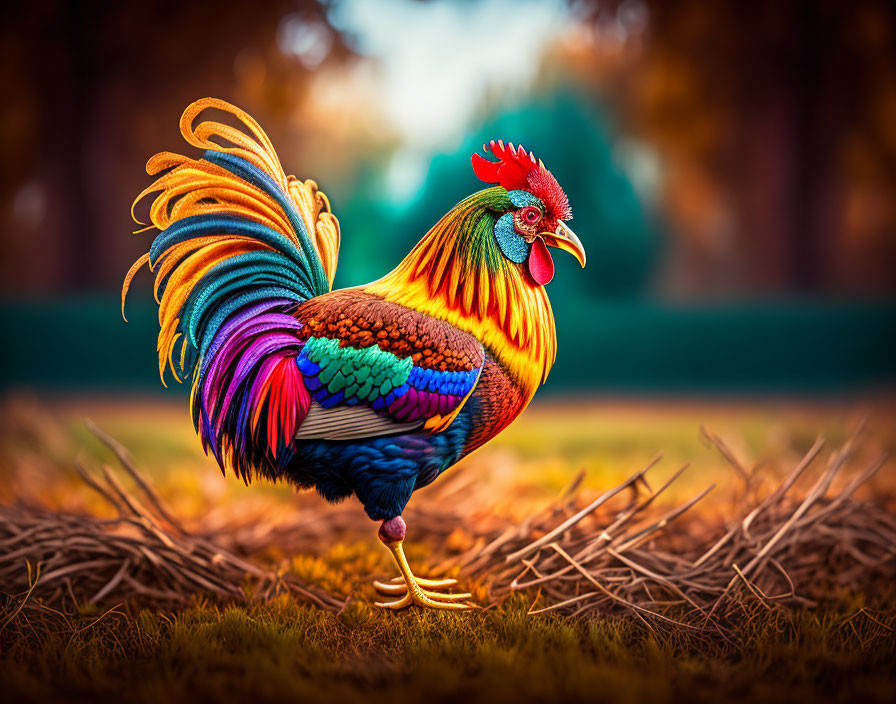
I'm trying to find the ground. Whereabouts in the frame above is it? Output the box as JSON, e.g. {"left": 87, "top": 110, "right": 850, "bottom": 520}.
{"left": 1, "top": 394, "right": 894, "bottom": 703}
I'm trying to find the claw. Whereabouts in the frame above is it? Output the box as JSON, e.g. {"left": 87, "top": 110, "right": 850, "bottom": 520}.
{"left": 375, "top": 534, "right": 477, "bottom": 611}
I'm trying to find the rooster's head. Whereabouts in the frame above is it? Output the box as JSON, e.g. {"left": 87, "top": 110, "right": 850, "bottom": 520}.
{"left": 471, "top": 140, "right": 585, "bottom": 285}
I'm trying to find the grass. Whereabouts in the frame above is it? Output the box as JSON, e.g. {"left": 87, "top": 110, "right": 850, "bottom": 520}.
{"left": 3, "top": 595, "right": 895, "bottom": 704}
{"left": 1, "top": 393, "right": 895, "bottom": 702}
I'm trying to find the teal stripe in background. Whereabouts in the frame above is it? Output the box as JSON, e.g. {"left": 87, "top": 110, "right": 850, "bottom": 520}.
{"left": 1, "top": 297, "right": 894, "bottom": 393}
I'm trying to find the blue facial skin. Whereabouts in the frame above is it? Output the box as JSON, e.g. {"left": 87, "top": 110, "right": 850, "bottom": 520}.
{"left": 494, "top": 213, "right": 528, "bottom": 263}
{"left": 507, "top": 189, "right": 541, "bottom": 209}
{"left": 494, "top": 190, "right": 546, "bottom": 263}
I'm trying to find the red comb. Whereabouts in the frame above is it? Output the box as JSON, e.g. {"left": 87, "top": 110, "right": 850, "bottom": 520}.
{"left": 471, "top": 140, "right": 572, "bottom": 222}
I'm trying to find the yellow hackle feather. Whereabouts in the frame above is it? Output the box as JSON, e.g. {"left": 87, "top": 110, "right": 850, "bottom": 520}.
{"left": 364, "top": 192, "right": 557, "bottom": 403}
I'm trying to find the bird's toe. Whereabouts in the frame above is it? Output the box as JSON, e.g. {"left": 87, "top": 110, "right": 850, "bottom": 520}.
{"left": 373, "top": 580, "right": 407, "bottom": 594}
{"left": 373, "top": 575, "right": 459, "bottom": 595}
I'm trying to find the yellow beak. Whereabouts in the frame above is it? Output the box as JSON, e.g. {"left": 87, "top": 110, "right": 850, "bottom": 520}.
{"left": 541, "top": 221, "right": 586, "bottom": 267}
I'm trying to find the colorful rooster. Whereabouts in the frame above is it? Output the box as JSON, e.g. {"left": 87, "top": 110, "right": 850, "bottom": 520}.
{"left": 123, "top": 99, "right": 585, "bottom": 610}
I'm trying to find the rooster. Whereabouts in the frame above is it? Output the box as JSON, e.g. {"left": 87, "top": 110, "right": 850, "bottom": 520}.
{"left": 123, "top": 99, "right": 585, "bottom": 610}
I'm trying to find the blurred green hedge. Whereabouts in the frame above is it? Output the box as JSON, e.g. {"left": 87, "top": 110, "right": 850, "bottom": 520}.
{"left": 2, "top": 297, "right": 893, "bottom": 393}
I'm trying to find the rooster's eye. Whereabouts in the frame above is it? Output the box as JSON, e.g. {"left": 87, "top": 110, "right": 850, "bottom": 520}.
{"left": 521, "top": 207, "right": 541, "bottom": 225}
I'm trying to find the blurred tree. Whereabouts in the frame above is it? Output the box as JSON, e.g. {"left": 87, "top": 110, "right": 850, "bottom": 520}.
{"left": 6, "top": 0, "right": 895, "bottom": 300}
{"left": 0, "top": 1, "right": 356, "bottom": 293}
{"left": 572, "top": 0, "right": 896, "bottom": 296}
{"left": 329, "top": 159, "right": 407, "bottom": 290}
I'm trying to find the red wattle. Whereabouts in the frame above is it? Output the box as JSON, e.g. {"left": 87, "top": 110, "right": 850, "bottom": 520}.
{"left": 528, "top": 237, "right": 555, "bottom": 285}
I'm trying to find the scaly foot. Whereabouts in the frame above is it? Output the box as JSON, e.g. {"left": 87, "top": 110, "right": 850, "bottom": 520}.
{"left": 373, "top": 575, "right": 473, "bottom": 610}
{"left": 373, "top": 577, "right": 474, "bottom": 611}
{"left": 374, "top": 516, "right": 476, "bottom": 611}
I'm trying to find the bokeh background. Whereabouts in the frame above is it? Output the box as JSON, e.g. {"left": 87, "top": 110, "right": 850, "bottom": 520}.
{"left": 1, "top": 0, "right": 895, "bottom": 395}
{"left": 3, "top": 8, "right": 896, "bottom": 699}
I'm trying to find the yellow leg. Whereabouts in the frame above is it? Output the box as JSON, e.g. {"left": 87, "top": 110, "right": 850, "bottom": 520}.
{"left": 374, "top": 540, "right": 475, "bottom": 611}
